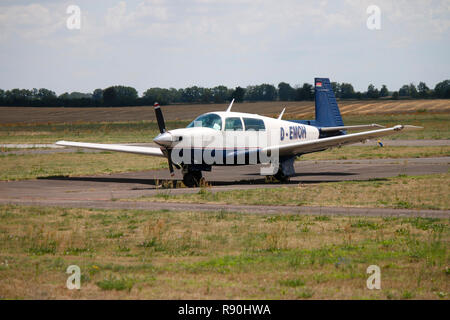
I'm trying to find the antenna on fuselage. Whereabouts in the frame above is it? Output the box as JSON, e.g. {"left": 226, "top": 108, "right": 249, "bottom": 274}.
{"left": 277, "top": 107, "right": 286, "bottom": 120}
{"left": 225, "top": 98, "right": 235, "bottom": 112}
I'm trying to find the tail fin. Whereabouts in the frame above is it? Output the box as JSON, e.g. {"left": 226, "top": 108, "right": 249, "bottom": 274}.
{"left": 314, "top": 78, "right": 344, "bottom": 127}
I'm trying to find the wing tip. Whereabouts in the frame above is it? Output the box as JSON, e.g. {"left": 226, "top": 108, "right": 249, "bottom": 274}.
{"left": 55, "top": 140, "right": 66, "bottom": 146}
{"left": 396, "top": 125, "right": 424, "bottom": 131}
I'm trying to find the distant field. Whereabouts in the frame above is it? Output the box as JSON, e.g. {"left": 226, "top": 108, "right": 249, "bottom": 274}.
{"left": 0, "top": 113, "right": 448, "bottom": 144}
{"left": 0, "top": 99, "right": 449, "bottom": 124}
{"left": 0, "top": 205, "right": 447, "bottom": 299}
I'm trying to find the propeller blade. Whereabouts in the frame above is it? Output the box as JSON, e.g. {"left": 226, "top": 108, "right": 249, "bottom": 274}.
{"left": 154, "top": 102, "right": 166, "bottom": 133}
{"left": 167, "top": 149, "right": 175, "bottom": 177}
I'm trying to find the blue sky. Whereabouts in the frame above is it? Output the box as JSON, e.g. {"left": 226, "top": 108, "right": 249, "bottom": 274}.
{"left": 0, "top": 0, "right": 449, "bottom": 95}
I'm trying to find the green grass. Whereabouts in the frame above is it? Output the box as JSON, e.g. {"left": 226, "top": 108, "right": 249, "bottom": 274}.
{"left": 132, "top": 173, "right": 450, "bottom": 210}
{"left": 96, "top": 276, "right": 136, "bottom": 291}
{"left": 300, "top": 145, "right": 449, "bottom": 161}
{"left": 1, "top": 145, "right": 446, "bottom": 181}
{"left": 0, "top": 152, "right": 167, "bottom": 181}
{"left": 341, "top": 113, "right": 450, "bottom": 140}
{"left": 0, "top": 204, "right": 447, "bottom": 299}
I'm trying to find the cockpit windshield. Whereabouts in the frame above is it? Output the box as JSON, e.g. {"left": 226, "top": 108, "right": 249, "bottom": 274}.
{"left": 187, "top": 113, "right": 222, "bottom": 131}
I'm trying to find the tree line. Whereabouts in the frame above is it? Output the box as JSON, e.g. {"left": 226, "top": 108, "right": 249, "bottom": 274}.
{"left": 0, "top": 80, "right": 449, "bottom": 107}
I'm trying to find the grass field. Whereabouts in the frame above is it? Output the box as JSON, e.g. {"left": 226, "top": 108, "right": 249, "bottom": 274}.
{"left": 0, "top": 151, "right": 167, "bottom": 181}
{"left": 134, "top": 174, "right": 450, "bottom": 210}
{"left": 300, "top": 145, "right": 450, "bottom": 160}
{"left": 0, "top": 205, "right": 447, "bottom": 299}
{"left": 0, "top": 120, "right": 189, "bottom": 144}
{"left": 0, "top": 112, "right": 448, "bottom": 144}
{"left": 0, "top": 146, "right": 448, "bottom": 181}
{"left": 0, "top": 101, "right": 448, "bottom": 300}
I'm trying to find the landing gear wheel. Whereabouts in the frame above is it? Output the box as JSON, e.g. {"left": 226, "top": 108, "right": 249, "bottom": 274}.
{"left": 182, "top": 171, "right": 202, "bottom": 187}
{"left": 274, "top": 170, "right": 290, "bottom": 183}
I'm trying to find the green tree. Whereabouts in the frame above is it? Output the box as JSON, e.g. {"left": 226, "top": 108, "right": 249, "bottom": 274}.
{"left": 93, "top": 89, "right": 103, "bottom": 101}
{"left": 417, "top": 82, "right": 430, "bottom": 98}
{"left": 399, "top": 85, "right": 410, "bottom": 96}
{"left": 367, "top": 84, "right": 379, "bottom": 99}
{"left": 143, "top": 87, "right": 172, "bottom": 105}
{"left": 380, "top": 85, "right": 389, "bottom": 97}
{"left": 331, "top": 82, "right": 341, "bottom": 98}
{"left": 0, "top": 89, "right": 4, "bottom": 105}
{"left": 391, "top": 91, "right": 399, "bottom": 100}
{"left": 260, "top": 84, "right": 277, "bottom": 101}
{"left": 340, "top": 83, "right": 355, "bottom": 99}
{"left": 200, "top": 88, "right": 212, "bottom": 103}
{"left": 231, "top": 86, "right": 245, "bottom": 102}
{"left": 102, "top": 87, "right": 117, "bottom": 106}
{"left": 212, "top": 85, "right": 229, "bottom": 103}
{"left": 278, "top": 82, "right": 296, "bottom": 101}
{"left": 409, "top": 83, "right": 418, "bottom": 98}
{"left": 103, "top": 85, "right": 138, "bottom": 106}
{"left": 295, "top": 83, "right": 314, "bottom": 101}
{"left": 434, "top": 80, "right": 450, "bottom": 98}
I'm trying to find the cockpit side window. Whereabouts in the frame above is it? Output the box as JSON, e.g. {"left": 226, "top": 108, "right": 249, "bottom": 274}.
{"left": 224, "top": 117, "right": 243, "bottom": 131}
{"left": 187, "top": 113, "right": 222, "bottom": 131}
{"left": 243, "top": 118, "right": 265, "bottom": 131}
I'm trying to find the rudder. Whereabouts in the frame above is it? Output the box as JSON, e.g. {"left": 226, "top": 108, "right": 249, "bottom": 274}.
{"left": 314, "top": 78, "right": 344, "bottom": 127}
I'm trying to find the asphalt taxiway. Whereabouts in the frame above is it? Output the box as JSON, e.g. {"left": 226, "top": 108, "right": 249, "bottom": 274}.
{"left": 0, "top": 157, "right": 448, "bottom": 218}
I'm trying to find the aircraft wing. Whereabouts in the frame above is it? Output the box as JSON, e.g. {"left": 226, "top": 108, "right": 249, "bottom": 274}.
{"left": 264, "top": 125, "right": 422, "bottom": 157}
{"left": 55, "top": 141, "right": 165, "bottom": 157}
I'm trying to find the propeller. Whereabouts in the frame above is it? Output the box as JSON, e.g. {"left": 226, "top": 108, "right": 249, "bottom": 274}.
{"left": 154, "top": 102, "right": 174, "bottom": 176}
{"left": 154, "top": 102, "right": 166, "bottom": 133}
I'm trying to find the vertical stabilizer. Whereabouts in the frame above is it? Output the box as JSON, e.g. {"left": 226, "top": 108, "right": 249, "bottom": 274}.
{"left": 314, "top": 78, "right": 344, "bottom": 127}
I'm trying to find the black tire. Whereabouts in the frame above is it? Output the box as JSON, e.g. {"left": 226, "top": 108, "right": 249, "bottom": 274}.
{"left": 183, "top": 171, "right": 202, "bottom": 187}
{"left": 274, "top": 170, "right": 290, "bottom": 183}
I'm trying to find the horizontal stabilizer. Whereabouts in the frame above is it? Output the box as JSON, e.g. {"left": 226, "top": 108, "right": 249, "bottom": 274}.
{"left": 320, "top": 124, "right": 385, "bottom": 132}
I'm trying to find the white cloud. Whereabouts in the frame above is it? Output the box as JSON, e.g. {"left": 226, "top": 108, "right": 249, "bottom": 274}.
{"left": 0, "top": 3, "right": 62, "bottom": 41}
{"left": 0, "top": 1, "right": 448, "bottom": 93}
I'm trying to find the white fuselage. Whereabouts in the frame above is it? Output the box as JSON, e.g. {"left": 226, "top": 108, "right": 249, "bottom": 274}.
{"left": 155, "top": 111, "right": 320, "bottom": 166}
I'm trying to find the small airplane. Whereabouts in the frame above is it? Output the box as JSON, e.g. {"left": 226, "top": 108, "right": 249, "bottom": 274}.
{"left": 56, "top": 78, "right": 421, "bottom": 187}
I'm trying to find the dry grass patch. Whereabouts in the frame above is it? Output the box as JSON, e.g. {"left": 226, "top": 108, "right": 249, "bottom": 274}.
{"left": 135, "top": 173, "right": 450, "bottom": 210}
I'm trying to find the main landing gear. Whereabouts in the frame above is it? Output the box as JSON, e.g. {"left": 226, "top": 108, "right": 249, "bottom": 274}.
{"left": 271, "top": 156, "right": 296, "bottom": 183}
{"left": 181, "top": 165, "right": 204, "bottom": 187}
{"left": 273, "top": 169, "right": 291, "bottom": 182}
